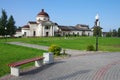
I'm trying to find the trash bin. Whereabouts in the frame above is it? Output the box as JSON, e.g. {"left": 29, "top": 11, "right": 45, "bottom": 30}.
{"left": 43, "top": 52, "right": 54, "bottom": 64}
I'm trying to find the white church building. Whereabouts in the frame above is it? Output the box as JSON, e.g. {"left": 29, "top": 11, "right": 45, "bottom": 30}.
{"left": 15, "top": 9, "right": 93, "bottom": 37}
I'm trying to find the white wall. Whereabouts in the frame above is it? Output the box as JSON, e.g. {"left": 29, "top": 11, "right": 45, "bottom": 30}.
{"left": 70, "top": 31, "right": 82, "bottom": 36}
{"left": 69, "top": 31, "right": 93, "bottom": 36}
{"left": 29, "top": 24, "right": 38, "bottom": 36}
{"left": 22, "top": 29, "right": 30, "bottom": 37}
{"left": 14, "top": 32, "right": 22, "bottom": 37}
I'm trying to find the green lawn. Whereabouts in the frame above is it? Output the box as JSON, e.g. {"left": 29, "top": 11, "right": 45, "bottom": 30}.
{"left": 0, "top": 43, "right": 46, "bottom": 77}
{"left": 2, "top": 37, "right": 120, "bottom": 52}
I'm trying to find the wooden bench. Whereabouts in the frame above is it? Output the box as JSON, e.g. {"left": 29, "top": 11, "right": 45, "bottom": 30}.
{"left": 8, "top": 57, "right": 44, "bottom": 76}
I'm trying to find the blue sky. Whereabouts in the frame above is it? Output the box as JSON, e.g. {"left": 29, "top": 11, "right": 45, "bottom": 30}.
{"left": 0, "top": 0, "right": 120, "bottom": 32}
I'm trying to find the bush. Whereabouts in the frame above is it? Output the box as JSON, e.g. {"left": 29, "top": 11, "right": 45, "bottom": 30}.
{"left": 87, "top": 45, "right": 95, "bottom": 51}
{"left": 48, "top": 45, "right": 62, "bottom": 55}
{"left": 55, "top": 34, "right": 61, "bottom": 37}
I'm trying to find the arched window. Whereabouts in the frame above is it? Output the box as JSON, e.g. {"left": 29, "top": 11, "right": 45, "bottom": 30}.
{"left": 82, "top": 31, "right": 85, "bottom": 36}
{"left": 24, "top": 32, "right": 26, "bottom": 36}
{"left": 88, "top": 33, "right": 90, "bottom": 36}
{"left": 45, "top": 26, "right": 49, "bottom": 29}
{"left": 77, "top": 32, "right": 79, "bottom": 36}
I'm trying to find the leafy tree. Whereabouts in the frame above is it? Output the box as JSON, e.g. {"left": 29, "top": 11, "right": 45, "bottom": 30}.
{"left": 106, "top": 32, "right": 112, "bottom": 37}
{"left": 112, "top": 29, "right": 118, "bottom": 37}
{"left": 118, "top": 27, "right": 120, "bottom": 37}
{"left": 17, "top": 26, "right": 21, "bottom": 30}
{"left": 7, "top": 15, "right": 16, "bottom": 37}
{"left": 0, "top": 9, "right": 7, "bottom": 36}
{"left": 93, "top": 26, "right": 102, "bottom": 37}
{"left": 106, "top": 29, "right": 112, "bottom": 37}
{"left": 0, "top": 9, "right": 16, "bottom": 37}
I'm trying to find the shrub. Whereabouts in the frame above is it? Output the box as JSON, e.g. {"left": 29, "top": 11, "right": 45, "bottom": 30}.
{"left": 55, "top": 34, "right": 61, "bottom": 37}
{"left": 87, "top": 45, "right": 95, "bottom": 51}
{"left": 48, "top": 45, "right": 62, "bottom": 55}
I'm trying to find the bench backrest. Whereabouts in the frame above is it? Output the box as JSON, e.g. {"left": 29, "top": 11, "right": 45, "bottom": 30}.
{"left": 8, "top": 57, "right": 44, "bottom": 67}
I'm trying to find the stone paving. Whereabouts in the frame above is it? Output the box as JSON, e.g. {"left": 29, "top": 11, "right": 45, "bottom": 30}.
{"left": 2, "top": 42, "right": 120, "bottom": 80}
{"left": 4, "top": 52, "right": 120, "bottom": 80}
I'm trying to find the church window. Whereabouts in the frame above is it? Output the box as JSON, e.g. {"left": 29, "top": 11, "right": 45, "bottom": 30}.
{"left": 88, "top": 33, "right": 90, "bottom": 36}
{"left": 63, "top": 32, "right": 65, "bottom": 36}
{"left": 24, "top": 32, "right": 26, "bottom": 36}
{"left": 45, "top": 26, "right": 50, "bottom": 29}
{"left": 43, "top": 18, "right": 46, "bottom": 20}
{"left": 82, "top": 31, "right": 85, "bottom": 36}
{"left": 38, "top": 19, "right": 41, "bottom": 22}
{"left": 77, "top": 32, "right": 79, "bottom": 35}
{"left": 73, "top": 32, "right": 75, "bottom": 35}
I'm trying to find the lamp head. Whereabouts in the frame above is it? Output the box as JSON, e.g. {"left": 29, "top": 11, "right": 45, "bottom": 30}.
{"left": 95, "top": 14, "right": 99, "bottom": 20}
{"left": 5, "top": 27, "right": 7, "bottom": 30}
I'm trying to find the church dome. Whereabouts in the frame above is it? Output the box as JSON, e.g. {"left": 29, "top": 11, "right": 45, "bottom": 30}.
{"left": 37, "top": 9, "right": 49, "bottom": 18}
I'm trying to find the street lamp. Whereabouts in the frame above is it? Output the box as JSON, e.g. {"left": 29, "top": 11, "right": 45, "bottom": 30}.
{"left": 95, "top": 14, "right": 99, "bottom": 51}
{"left": 5, "top": 27, "right": 7, "bottom": 41}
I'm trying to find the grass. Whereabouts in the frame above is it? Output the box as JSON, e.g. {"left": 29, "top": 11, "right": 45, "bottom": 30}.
{"left": 2, "top": 36, "right": 120, "bottom": 52}
{"left": 0, "top": 42, "right": 46, "bottom": 77}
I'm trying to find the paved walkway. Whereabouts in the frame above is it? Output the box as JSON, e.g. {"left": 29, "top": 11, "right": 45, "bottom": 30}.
{"left": 2, "top": 42, "right": 120, "bottom": 80}
{"left": 3, "top": 52, "right": 120, "bottom": 80}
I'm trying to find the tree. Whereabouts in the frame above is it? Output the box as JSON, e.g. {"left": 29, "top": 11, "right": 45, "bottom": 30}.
{"left": 106, "top": 32, "right": 112, "bottom": 37}
{"left": 0, "top": 9, "right": 7, "bottom": 36}
{"left": 112, "top": 29, "right": 118, "bottom": 37}
{"left": 7, "top": 15, "right": 16, "bottom": 37}
{"left": 106, "top": 29, "right": 112, "bottom": 37}
{"left": 0, "top": 9, "right": 16, "bottom": 37}
{"left": 93, "top": 26, "right": 102, "bottom": 37}
{"left": 118, "top": 28, "right": 120, "bottom": 37}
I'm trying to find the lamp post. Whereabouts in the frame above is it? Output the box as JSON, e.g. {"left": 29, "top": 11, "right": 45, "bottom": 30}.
{"left": 96, "top": 29, "right": 98, "bottom": 51}
{"left": 5, "top": 27, "right": 7, "bottom": 41}
{"left": 95, "top": 14, "right": 99, "bottom": 51}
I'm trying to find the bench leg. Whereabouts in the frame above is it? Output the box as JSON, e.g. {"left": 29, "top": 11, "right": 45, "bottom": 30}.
{"left": 35, "top": 60, "right": 43, "bottom": 67}
{"left": 10, "top": 67, "right": 20, "bottom": 76}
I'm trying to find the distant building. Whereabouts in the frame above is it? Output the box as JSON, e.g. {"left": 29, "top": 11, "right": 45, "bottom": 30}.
{"left": 57, "top": 24, "right": 93, "bottom": 36}
{"left": 15, "top": 9, "right": 93, "bottom": 37}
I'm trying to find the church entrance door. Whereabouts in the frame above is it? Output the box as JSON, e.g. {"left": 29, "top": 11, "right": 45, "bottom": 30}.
{"left": 46, "top": 32, "right": 49, "bottom": 37}
{"left": 33, "top": 31, "right": 36, "bottom": 37}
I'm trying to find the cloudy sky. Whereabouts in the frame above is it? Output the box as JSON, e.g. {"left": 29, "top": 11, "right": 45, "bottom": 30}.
{"left": 0, "top": 0, "right": 120, "bottom": 32}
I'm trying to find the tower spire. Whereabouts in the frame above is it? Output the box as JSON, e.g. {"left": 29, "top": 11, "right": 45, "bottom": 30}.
{"left": 42, "top": 9, "right": 44, "bottom": 12}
